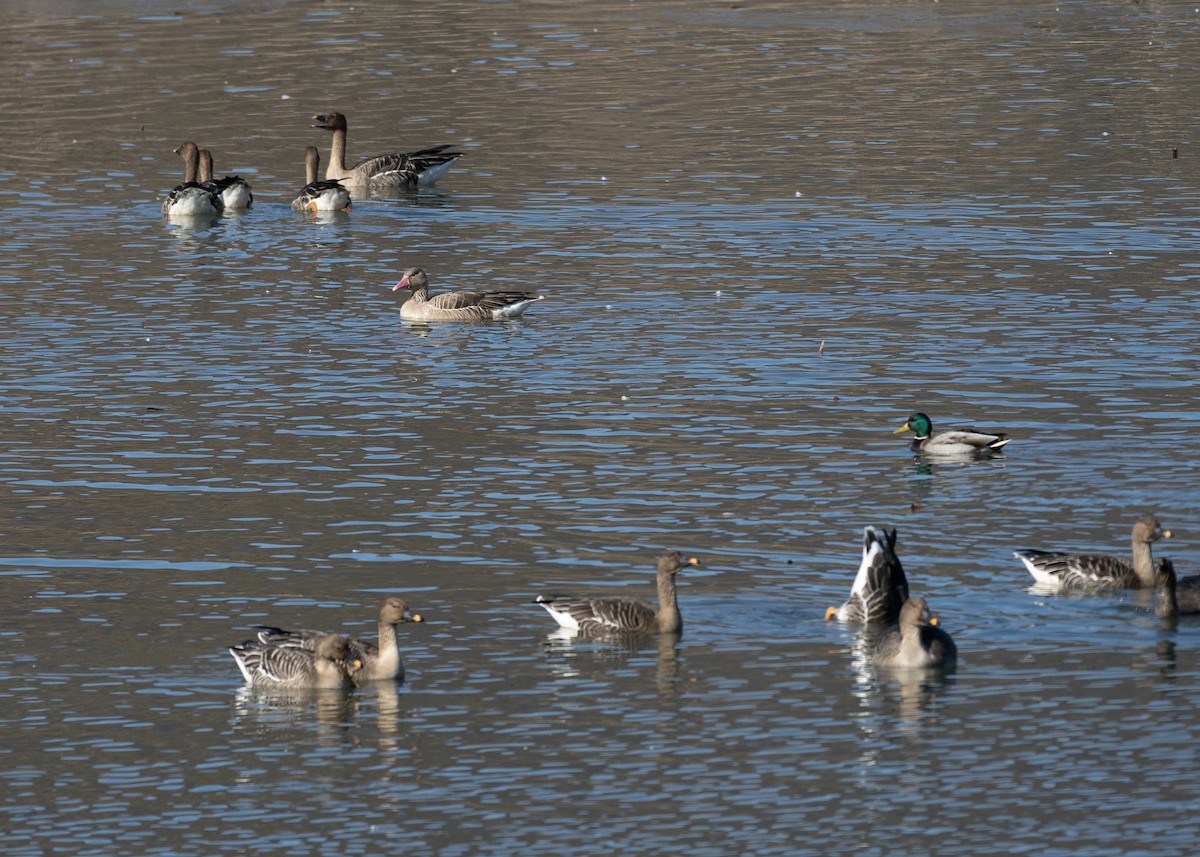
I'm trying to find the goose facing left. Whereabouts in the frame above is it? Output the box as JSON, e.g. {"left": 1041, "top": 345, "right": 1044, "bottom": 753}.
{"left": 311, "top": 111, "right": 463, "bottom": 187}
{"left": 393, "top": 266, "right": 543, "bottom": 322}
{"left": 161, "top": 141, "right": 222, "bottom": 217}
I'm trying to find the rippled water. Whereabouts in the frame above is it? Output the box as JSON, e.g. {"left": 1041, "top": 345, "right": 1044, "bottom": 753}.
{"left": 3, "top": 0, "right": 1200, "bottom": 853}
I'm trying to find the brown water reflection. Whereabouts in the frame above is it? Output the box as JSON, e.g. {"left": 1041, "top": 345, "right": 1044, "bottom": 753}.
{"left": 3, "top": 0, "right": 1200, "bottom": 854}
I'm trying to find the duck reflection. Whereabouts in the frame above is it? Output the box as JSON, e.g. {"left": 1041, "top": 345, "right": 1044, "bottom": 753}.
{"left": 539, "top": 629, "right": 682, "bottom": 697}
{"left": 231, "top": 685, "right": 358, "bottom": 736}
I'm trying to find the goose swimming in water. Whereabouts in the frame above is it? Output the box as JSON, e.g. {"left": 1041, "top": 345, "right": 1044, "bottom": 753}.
{"left": 228, "top": 632, "right": 361, "bottom": 689}
{"left": 392, "top": 266, "right": 543, "bottom": 322}
{"left": 161, "top": 141, "right": 222, "bottom": 217}
{"left": 872, "top": 596, "right": 957, "bottom": 669}
{"left": 534, "top": 551, "right": 700, "bottom": 636}
{"left": 197, "top": 147, "right": 253, "bottom": 210}
{"left": 291, "top": 146, "right": 352, "bottom": 212}
{"left": 311, "top": 111, "right": 462, "bottom": 188}
{"left": 825, "top": 526, "right": 910, "bottom": 625}
{"left": 1014, "top": 515, "right": 1171, "bottom": 590}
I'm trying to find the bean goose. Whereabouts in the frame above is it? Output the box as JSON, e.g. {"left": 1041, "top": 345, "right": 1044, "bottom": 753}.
{"left": 872, "top": 596, "right": 957, "bottom": 669}
{"left": 161, "top": 141, "right": 222, "bottom": 217}
{"left": 392, "top": 266, "right": 543, "bottom": 322}
{"left": 291, "top": 146, "right": 352, "bottom": 212}
{"left": 197, "top": 148, "right": 253, "bottom": 209}
{"left": 1156, "top": 558, "right": 1200, "bottom": 617}
{"left": 254, "top": 597, "right": 422, "bottom": 683}
{"left": 1014, "top": 515, "right": 1171, "bottom": 589}
{"left": 535, "top": 551, "right": 700, "bottom": 635}
{"left": 311, "top": 111, "right": 462, "bottom": 187}
{"left": 825, "top": 526, "right": 910, "bottom": 625}
{"left": 228, "top": 632, "right": 360, "bottom": 689}
{"left": 893, "top": 412, "right": 1011, "bottom": 455}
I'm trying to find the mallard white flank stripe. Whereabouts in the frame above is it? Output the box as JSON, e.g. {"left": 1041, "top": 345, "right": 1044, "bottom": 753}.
{"left": 197, "top": 147, "right": 253, "bottom": 210}
{"left": 1014, "top": 515, "right": 1171, "bottom": 589}
{"left": 228, "top": 632, "right": 360, "bottom": 689}
{"left": 893, "top": 412, "right": 1011, "bottom": 455}
{"left": 535, "top": 551, "right": 700, "bottom": 635}
{"left": 1156, "top": 558, "right": 1200, "bottom": 618}
{"left": 872, "top": 596, "right": 957, "bottom": 669}
{"left": 291, "top": 146, "right": 352, "bottom": 213}
{"left": 311, "top": 111, "right": 462, "bottom": 187}
{"left": 393, "top": 267, "right": 543, "bottom": 322}
{"left": 254, "top": 597, "right": 422, "bottom": 684}
{"left": 825, "top": 526, "right": 910, "bottom": 625}
{"left": 162, "top": 141, "right": 222, "bottom": 217}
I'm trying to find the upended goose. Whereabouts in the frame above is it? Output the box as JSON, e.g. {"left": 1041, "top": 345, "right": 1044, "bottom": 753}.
{"left": 872, "top": 596, "right": 958, "bottom": 669}
{"left": 291, "top": 146, "right": 352, "bottom": 213}
{"left": 1156, "top": 558, "right": 1200, "bottom": 618}
{"left": 825, "top": 526, "right": 909, "bottom": 625}
{"left": 1014, "top": 515, "right": 1171, "bottom": 589}
{"left": 198, "top": 148, "right": 253, "bottom": 210}
{"left": 393, "top": 267, "right": 543, "bottom": 322}
{"left": 253, "top": 597, "right": 422, "bottom": 683}
{"left": 228, "top": 632, "right": 360, "bottom": 689}
{"left": 893, "top": 412, "right": 1011, "bottom": 455}
{"left": 161, "top": 141, "right": 222, "bottom": 217}
{"left": 535, "top": 551, "right": 700, "bottom": 635}
{"left": 311, "top": 111, "right": 463, "bottom": 187}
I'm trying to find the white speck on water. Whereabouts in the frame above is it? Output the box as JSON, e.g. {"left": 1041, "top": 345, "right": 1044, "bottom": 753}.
{"left": 281, "top": 94, "right": 290, "bottom": 99}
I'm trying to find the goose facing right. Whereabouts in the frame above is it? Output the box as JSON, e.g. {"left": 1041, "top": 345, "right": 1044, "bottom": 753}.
{"left": 535, "top": 551, "right": 700, "bottom": 636}
{"left": 872, "top": 596, "right": 957, "bottom": 669}
{"left": 825, "top": 526, "right": 910, "bottom": 625}
{"left": 228, "top": 632, "right": 361, "bottom": 689}
{"left": 393, "top": 267, "right": 543, "bottom": 322}
{"left": 253, "top": 597, "right": 423, "bottom": 683}
{"left": 1014, "top": 515, "right": 1171, "bottom": 590}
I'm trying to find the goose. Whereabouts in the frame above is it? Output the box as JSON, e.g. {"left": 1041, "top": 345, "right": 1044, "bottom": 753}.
{"left": 161, "top": 141, "right": 222, "bottom": 217}
{"left": 291, "top": 146, "right": 352, "bottom": 212}
{"left": 825, "top": 526, "right": 910, "bottom": 625}
{"left": 1156, "top": 558, "right": 1200, "bottom": 618}
{"left": 254, "top": 597, "right": 422, "bottom": 683}
{"left": 197, "top": 148, "right": 253, "bottom": 209}
{"left": 534, "top": 551, "right": 700, "bottom": 636}
{"left": 228, "top": 632, "right": 360, "bottom": 689}
{"left": 1014, "top": 515, "right": 1171, "bottom": 590}
{"left": 893, "top": 412, "right": 1011, "bottom": 455}
{"left": 393, "top": 267, "right": 543, "bottom": 322}
{"left": 311, "top": 111, "right": 463, "bottom": 187}
{"left": 872, "top": 596, "right": 957, "bottom": 669}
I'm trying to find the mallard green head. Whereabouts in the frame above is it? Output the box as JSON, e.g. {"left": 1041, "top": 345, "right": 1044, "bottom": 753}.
{"left": 894, "top": 412, "right": 932, "bottom": 439}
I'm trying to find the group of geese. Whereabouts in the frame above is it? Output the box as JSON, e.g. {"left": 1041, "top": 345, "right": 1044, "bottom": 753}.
{"left": 160, "top": 110, "right": 464, "bottom": 217}
{"left": 228, "top": 411, "right": 1193, "bottom": 690}
{"left": 160, "top": 112, "right": 548, "bottom": 323}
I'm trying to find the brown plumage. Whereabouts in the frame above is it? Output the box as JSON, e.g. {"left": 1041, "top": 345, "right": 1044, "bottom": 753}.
{"left": 825, "top": 526, "right": 910, "bottom": 625}
{"left": 311, "top": 111, "right": 462, "bottom": 187}
{"left": 1156, "top": 558, "right": 1200, "bottom": 618}
{"left": 872, "top": 597, "right": 957, "bottom": 669}
{"left": 253, "top": 597, "right": 422, "bottom": 684}
{"left": 1015, "top": 516, "right": 1171, "bottom": 589}
{"left": 535, "top": 551, "right": 700, "bottom": 636}
{"left": 392, "top": 266, "right": 543, "bottom": 322}
{"left": 228, "top": 632, "right": 360, "bottom": 689}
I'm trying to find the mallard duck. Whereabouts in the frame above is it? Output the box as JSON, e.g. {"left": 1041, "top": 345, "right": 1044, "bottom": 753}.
{"left": 253, "top": 597, "right": 422, "bottom": 683}
{"left": 1014, "top": 515, "right": 1171, "bottom": 589}
{"left": 1156, "top": 558, "right": 1200, "bottom": 618}
{"left": 893, "top": 412, "right": 1011, "bottom": 455}
{"left": 228, "top": 632, "right": 360, "bottom": 689}
{"left": 534, "top": 551, "right": 700, "bottom": 635}
{"left": 825, "top": 526, "right": 910, "bottom": 625}
{"left": 311, "top": 111, "right": 462, "bottom": 187}
{"left": 161, "top": 141, "right": 222, "bottom": 217}
{"left": 392, "top": 267, "right": 543, "bottom": 322}
{"left": 872, "top": 596, "right": 957, "bottom": 669}
{"left": 197, "top": 148, "right": 253, "bottom": 210}
{"left": 291, "top": 146, "right": 352, "bottom": 212}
